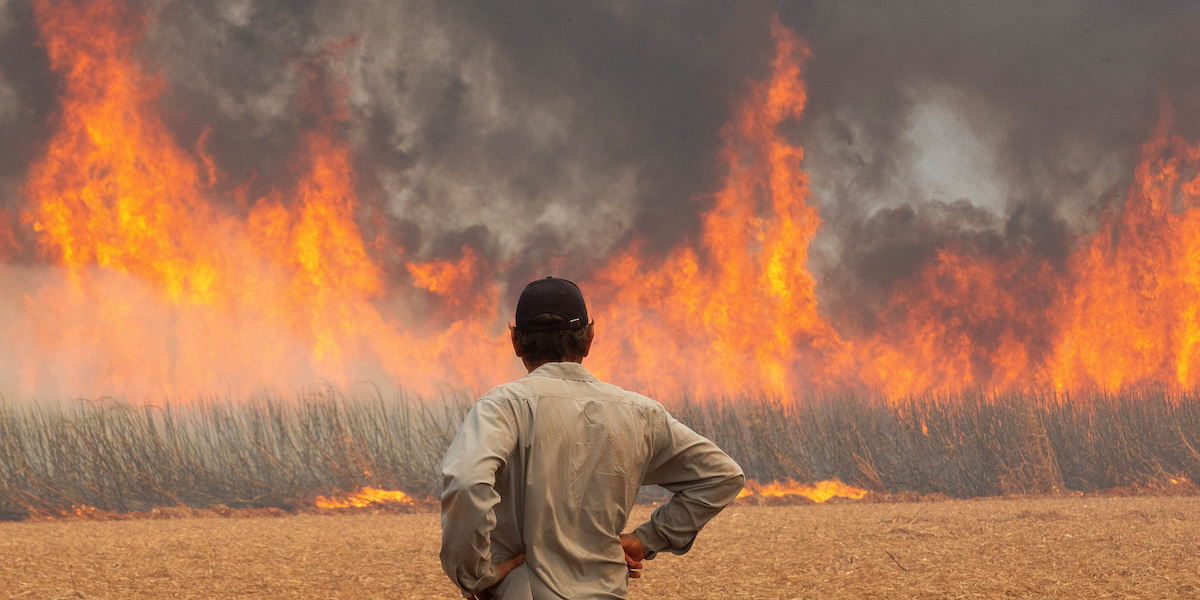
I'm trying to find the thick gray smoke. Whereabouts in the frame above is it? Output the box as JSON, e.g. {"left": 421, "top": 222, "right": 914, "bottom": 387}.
{"left": 1, "top": 0, "right": 1199, "bottom": 323}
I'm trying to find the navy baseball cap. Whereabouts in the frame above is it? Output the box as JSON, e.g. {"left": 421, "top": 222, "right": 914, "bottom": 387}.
{"left": 514, "top": 277, "right": 589, "bottom": 332}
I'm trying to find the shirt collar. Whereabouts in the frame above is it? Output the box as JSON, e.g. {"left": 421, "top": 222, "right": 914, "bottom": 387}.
{"left": 525, "top": 361, "right": 599, "bottom": 382}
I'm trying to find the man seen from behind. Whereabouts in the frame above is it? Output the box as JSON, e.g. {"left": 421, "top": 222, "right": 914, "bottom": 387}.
{"left": 440, "top": 276, "right": 745, "bottom": 599}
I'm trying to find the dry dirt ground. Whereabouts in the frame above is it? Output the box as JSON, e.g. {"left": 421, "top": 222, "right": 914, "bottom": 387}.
{"left": 3, "top": 496, "right": 1198, "bottom": 599}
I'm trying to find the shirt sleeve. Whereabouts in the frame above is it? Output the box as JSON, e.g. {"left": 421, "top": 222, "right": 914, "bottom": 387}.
{"left": 632, "top": 407, "right": 745, "bottom": 559}
{"left": 440, "top": 396, "right": 519, "bottom": 598}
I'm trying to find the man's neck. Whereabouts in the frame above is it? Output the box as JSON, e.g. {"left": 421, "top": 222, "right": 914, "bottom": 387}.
{"left": 523, "top": 357, "right": 582, "bottom": 373}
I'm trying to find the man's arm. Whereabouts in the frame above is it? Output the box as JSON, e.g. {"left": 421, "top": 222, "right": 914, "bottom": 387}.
{"left": 440, "top": 396, "right": 519, "bottom": 598}
{"left": 632, "top": 408, "right": 745, "bottom": 559}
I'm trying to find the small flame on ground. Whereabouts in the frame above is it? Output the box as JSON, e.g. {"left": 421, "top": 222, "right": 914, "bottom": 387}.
{"left": 314, "top": 487, "right": 413, "bottom": 509}
{"left": 737, "top": 479, "right": 868, "bottom": 503}
{"left": 30, "top": 504, "right": 100, "bottom": 520}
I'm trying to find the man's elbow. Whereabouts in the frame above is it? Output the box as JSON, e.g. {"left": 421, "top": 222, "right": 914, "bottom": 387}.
{"left": 685, "top": 465, "right": 745, "bottom": 508}
{"left": 719, "top": 470, "right": 746, "bottom": 505}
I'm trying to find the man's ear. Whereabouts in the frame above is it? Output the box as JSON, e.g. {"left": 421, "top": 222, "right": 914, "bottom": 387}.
{"left": 510, "top": 327, "right": 524, "bottom": 358}
{"left": 582, "top": 323, "right": 595, "bottom": 358}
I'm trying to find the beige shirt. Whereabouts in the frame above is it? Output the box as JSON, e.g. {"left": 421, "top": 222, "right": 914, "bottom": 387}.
{"left": 440, "top": 362, "right": 745, "bottom": 599}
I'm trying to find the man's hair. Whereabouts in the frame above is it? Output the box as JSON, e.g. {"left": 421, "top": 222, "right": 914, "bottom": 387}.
{"left": 512, "top": 313, "right": 591, "bottom": 363}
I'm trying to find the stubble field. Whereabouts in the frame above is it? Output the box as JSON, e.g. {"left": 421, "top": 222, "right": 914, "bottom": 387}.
{"left": 3, "top": 495, "right": 1198, "bottom": 599}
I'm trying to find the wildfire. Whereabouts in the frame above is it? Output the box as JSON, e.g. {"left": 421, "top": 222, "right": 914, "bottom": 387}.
{"left": 737, "top": 479, "right": 868, "bottom": 503}
{"left": 15, "top": 0, "right": 512, "bottom": 400}
{"left": 6, "top": 3, "right": 1200, "bottom": 401}
{"left": 314, "top": 488, "right": 413, "bottom": 509}
{"left": 584, "top": 20, "right": 850, "bottom": 398}
{"left": 586, "top": 16, "right": 1200, "bottom": 399}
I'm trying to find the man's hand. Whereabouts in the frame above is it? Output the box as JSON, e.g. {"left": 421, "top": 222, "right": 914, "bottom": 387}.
{"left": 494, "top": 553, "right": 525, "bottom": 582}
{"left": 472, "top": 554, "right": 525, "bottom": 600}
{"left": 619, "top": 534, "right": 645, "bottom": 579}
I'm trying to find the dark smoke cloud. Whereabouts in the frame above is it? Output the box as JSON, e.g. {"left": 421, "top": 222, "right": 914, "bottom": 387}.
{"left": 0, "top": 1, "right": 56, "bottom": 214}
{"left": 135, "top": 1, "right": 781, "bottom": 293}
{"left": 2, "top": 0, "right": 1199, "bottom": 321}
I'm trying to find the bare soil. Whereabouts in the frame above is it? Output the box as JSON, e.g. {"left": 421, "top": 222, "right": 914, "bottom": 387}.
{"left": 3, "top": 496, "right": 1198, "bottom": 599}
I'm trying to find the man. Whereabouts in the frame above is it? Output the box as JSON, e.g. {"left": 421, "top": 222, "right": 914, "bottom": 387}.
{"left": 440, "top": 276, "right": 745, "bottom": 599}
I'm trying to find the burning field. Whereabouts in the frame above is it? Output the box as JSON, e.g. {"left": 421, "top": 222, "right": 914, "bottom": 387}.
{"left": 0, "top": 0, "right": 1199, "bottom": 560}
{"left": 2, "top": 1, "right": 1200, "bottom": 400}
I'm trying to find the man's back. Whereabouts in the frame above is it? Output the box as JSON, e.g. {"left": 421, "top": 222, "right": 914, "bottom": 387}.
{"left": 441, "top": 362, "right": 744, "bottom": 599}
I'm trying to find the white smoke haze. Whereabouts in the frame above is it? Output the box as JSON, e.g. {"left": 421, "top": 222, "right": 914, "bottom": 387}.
{"left": 0, "top": 264, "right": 394, "bottom": 403}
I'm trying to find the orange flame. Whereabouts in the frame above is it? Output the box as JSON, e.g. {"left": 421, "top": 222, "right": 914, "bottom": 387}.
{"left": 9, "top": 3, "right": 1200, "bottom": 402}
{"left": 1045, "top": 108, "right": 1200, "bottom": 391}
{"left": 314, "top": 487, "right": 413, "bottom": 509}
{"left": 588, "top": 18, "right": 1200, "bottom": 399}
{"left": 14, "top": 0, "right": 514, "bottom": 399}
{"left": 854, "top": 104, "right": 1200, "bottom": 396}
{"left": 737, "top": 479, "right": 868, "bottom": 503}
{"left": 584, "top": 20, "right": 850, "bottom": 398}
{"left": 31, "top": 504, "right": 101, "bottom": 520}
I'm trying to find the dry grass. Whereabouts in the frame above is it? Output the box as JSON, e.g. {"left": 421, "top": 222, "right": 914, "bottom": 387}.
{"left": 4, "top": 496, "right": 1198, "bottom": 599}
{"left": 7, "top": 389, "right": 1200, "bottom": 518}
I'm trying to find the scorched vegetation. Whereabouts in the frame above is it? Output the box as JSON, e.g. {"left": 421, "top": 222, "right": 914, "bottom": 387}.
{"left": 2, "top": 388, "right": 1199, "bottom": 520}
